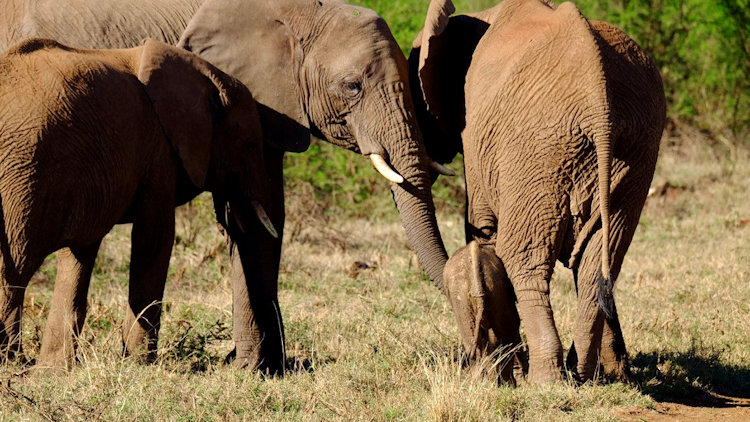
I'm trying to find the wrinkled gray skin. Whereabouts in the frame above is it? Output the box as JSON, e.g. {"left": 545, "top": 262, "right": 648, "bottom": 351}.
{"left": 443, "top": 241, "right": 525, "bottom": 385}
{"left": 412, "top": 0, "right": 665, "bottom": 383}
{"left": 0, "top": 38, "right": 275, "bottom": 369}
{"left": 1, "top": 0, "right": 448, "bottom": 374}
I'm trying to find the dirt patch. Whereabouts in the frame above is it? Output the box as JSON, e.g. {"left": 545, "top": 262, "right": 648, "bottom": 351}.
{"left": 615, "top": 394, "right": 750, "bottom": 421}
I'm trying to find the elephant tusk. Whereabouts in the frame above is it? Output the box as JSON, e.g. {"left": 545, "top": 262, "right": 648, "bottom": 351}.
{"left": 251, "top": 201, "right": 278, "bottom": 238}
{"left": 430, "top": 160, "right": 455, "bottom": 176}
{"left": 369, "top": 154, "right": 404, "bottom": 184}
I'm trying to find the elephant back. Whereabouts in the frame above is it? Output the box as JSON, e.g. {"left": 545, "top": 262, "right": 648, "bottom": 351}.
{"left": 0, "top": 39, "right": 167, "bottom": 246}
{"left": 0, "top": 0, "right": 204, "bottom": 52}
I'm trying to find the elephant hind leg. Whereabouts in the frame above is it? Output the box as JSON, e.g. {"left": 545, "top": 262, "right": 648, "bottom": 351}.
{"left": 37, "top": 243, "right": 101, "bottom": 371}
{"left": 0, "top": 243, "right": 45, "bottom": 361}
{"left": 0, "top": 281, "right": 26, "bottom": 359}
{"left": 570, "top": 228, "right": 632, "bottom": 382}
{"left": 444, "top": 241, "right": 521, "bottom": 385}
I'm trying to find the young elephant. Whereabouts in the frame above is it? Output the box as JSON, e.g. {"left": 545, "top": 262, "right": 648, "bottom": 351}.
{"left": 443, "top": 241, "right": 525, "bottom": 385}
{"left": 412, "top": 0, "right": 666, "bottom": 383}
{"left": 0, "top": 38, "right": 277, "bottom": 369}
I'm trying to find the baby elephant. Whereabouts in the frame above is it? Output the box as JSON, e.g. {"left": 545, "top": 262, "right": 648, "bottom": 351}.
{"left": 444, "top": 241, "right": 526, "bottom": 385}
{"left": 0, "top": 38, "right": 276, "bottom": 369}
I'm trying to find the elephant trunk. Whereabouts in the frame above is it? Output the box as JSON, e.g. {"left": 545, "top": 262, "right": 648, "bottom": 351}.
{"left": 362, "top": 83, "right": 448, "bottom": 289}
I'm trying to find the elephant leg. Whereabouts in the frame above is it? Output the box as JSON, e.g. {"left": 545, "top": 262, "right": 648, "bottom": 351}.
{"left": 444, "top": 241, "right": 521, "bottom": 385}
{"left": 598, "top": 304, "right": 630, "bottom": 381}
{"left": 37, "top": 243, "right": 100, "bottom": 370}
{"left": 227, "top": 234, "right": 285, "bottom": 374}
{"left": 0, "top": 278, "right": 27, "bottom": 359}
{"left": 226, "top": 146, "right": 286, "bottom": 375}
{"left": 122, "top": 189, "right": 175, "bottom": 363}
{"left": 568, "top": 240, "right": 607, "bottom": 381}
{"left": 0, "top": 243, "right": 42, "bottom": 361}
{"left": 570, "top": 225, "right": 642, "bottom": 380}
{"left": 497, "top": 208, "right": 568, "bottom": 383}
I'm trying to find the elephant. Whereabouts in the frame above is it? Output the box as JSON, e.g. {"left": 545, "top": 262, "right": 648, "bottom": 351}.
{"left": 1, "top": 0, "right": 449, "bottom": 375}
{"left": 443, "top": 241, "right": 525, "bottom": 385}
{"left": 0, "top": 38, "right": 280, "bottom": 369}
{"left": 411, "top": 0, "right": 666, "bottom": 383}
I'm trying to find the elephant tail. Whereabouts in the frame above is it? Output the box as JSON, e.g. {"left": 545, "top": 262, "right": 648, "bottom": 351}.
{"left": 594, "top": 127, "right": 615, "bottom": 323}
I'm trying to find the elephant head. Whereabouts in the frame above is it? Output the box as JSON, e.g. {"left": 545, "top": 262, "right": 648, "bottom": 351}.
{"left": 409, "top": 0, "right": 503, "bottom": 174}
{"left": 178, "top": 0, "right": 448, "bottom": 286}
{"left": 135, "top": 39, "right": 277, "bottom": 237}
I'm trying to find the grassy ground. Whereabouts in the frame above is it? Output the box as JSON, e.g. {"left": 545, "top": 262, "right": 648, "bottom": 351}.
{"left": 0, "top": 125, "right": 748, "bottom": 420}
{"left": 1, "top": 1, "right": 748, "bottom": 419}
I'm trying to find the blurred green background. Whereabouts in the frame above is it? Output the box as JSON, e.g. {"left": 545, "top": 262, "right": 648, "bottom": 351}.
{"left": 284, "top": 0, "right": 749, "bottom": 220}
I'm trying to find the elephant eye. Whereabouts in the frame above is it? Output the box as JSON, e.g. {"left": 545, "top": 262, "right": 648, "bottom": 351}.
{"left": 342, "top": 80, "right": 362, "bottom": 98}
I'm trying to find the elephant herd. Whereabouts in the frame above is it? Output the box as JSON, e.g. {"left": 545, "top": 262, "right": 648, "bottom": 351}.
{"left": 0, "top": 0, "right": 665, "bottom": 385}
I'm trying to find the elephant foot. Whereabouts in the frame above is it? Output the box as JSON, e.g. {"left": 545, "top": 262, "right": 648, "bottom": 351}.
{"left": 36, "top": 346, "right": 76, "bottom": 373}
{"left": 29, "top": 362, "right": 71, "bottom": 377}
{"left": 600, "top": 356, "right": 633, "bottom": 384}
{"left": 227, "top": 341, "right": 284, "bottom": 376}
{"left": 121, "top": 326, "right": 158, "bottom": 364}
{"left": 566, "top": 341, "right": 632, "bottom": 384}
{"left": 527, "top": 361, "right": 564, "bottom": 384}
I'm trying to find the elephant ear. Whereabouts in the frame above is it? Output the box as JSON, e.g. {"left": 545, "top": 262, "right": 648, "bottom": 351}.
{"left": 177, "top": 0, "right": 310, "bottom": 153}
{"left": 136, "top": 39, "right": 225, "bottom": 189}
{"left": 415, "top": 0, "right": 456, "bottom": 120}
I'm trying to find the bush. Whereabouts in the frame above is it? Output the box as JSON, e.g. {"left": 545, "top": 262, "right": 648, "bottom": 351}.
{"left": 573, "top": 0, "right": 749, "bottom": 141}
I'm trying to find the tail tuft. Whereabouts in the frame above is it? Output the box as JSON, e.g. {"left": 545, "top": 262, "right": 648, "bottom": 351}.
{"left": 596, "top": 270, "right": 616, "bottom": 322}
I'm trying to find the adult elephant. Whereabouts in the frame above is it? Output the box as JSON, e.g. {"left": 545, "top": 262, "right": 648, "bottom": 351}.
{"left": 411, "top": 0, "right": 665, "bottom": 383}
{"left": 0, "top": 38, "right": 277, "bottom": 369}
{"left": 1, "top": 0, "right": 448, "bottom": 374}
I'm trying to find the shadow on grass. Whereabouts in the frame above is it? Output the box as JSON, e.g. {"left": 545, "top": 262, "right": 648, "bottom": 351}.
{"left": 630, "top": 350, "right": 750, "bottom": 407}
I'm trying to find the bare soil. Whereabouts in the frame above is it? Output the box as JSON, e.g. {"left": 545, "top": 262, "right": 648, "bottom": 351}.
{"left": 616, "top": 394, "right": 750, "bottom": 421}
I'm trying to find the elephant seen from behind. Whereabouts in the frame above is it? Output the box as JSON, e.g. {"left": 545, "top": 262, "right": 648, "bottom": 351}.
{"left": 0, "top": 38, "right": 279, "bottom": 370}
{"left": 413, "top": 0, "right": 666, "bottom": 383}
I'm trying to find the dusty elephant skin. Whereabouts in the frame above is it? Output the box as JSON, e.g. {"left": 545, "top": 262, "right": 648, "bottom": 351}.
{"left": 1, "top": 0, "right": 448, "bottom": 375}
{"left": 411, "top": 0, "right": 666, "bottom": 383}
{"left": 0, "top": 38, "right": 275, "bottom": 370}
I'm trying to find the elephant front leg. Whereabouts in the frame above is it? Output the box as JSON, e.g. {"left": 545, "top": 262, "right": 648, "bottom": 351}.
{"left": 38, "top": 244, "right": 100, "bottom": 370}
{"left": 223, "top": 146, "right": 286, "bottom": 375}
{"left": 444, "top": 241, "right": 522, "bottom": 385}
{"left": 122, "top": 202, "right": 175, "bottom": 363}
{"left": 226, "top": 225, "right": 285, "bottom": 375}
{"left": 599, "top": 306, "right": 630, "bottom": 381}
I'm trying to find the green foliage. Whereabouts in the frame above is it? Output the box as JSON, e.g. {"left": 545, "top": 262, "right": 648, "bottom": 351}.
{"left": 573, "top": 0, "right": 749, "bottom": 139}
{"left": 283, "top": 139, "right": 396, "bottom": 220}
{"left": 283, "top": 139, "right": 466, "bottom": 219}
